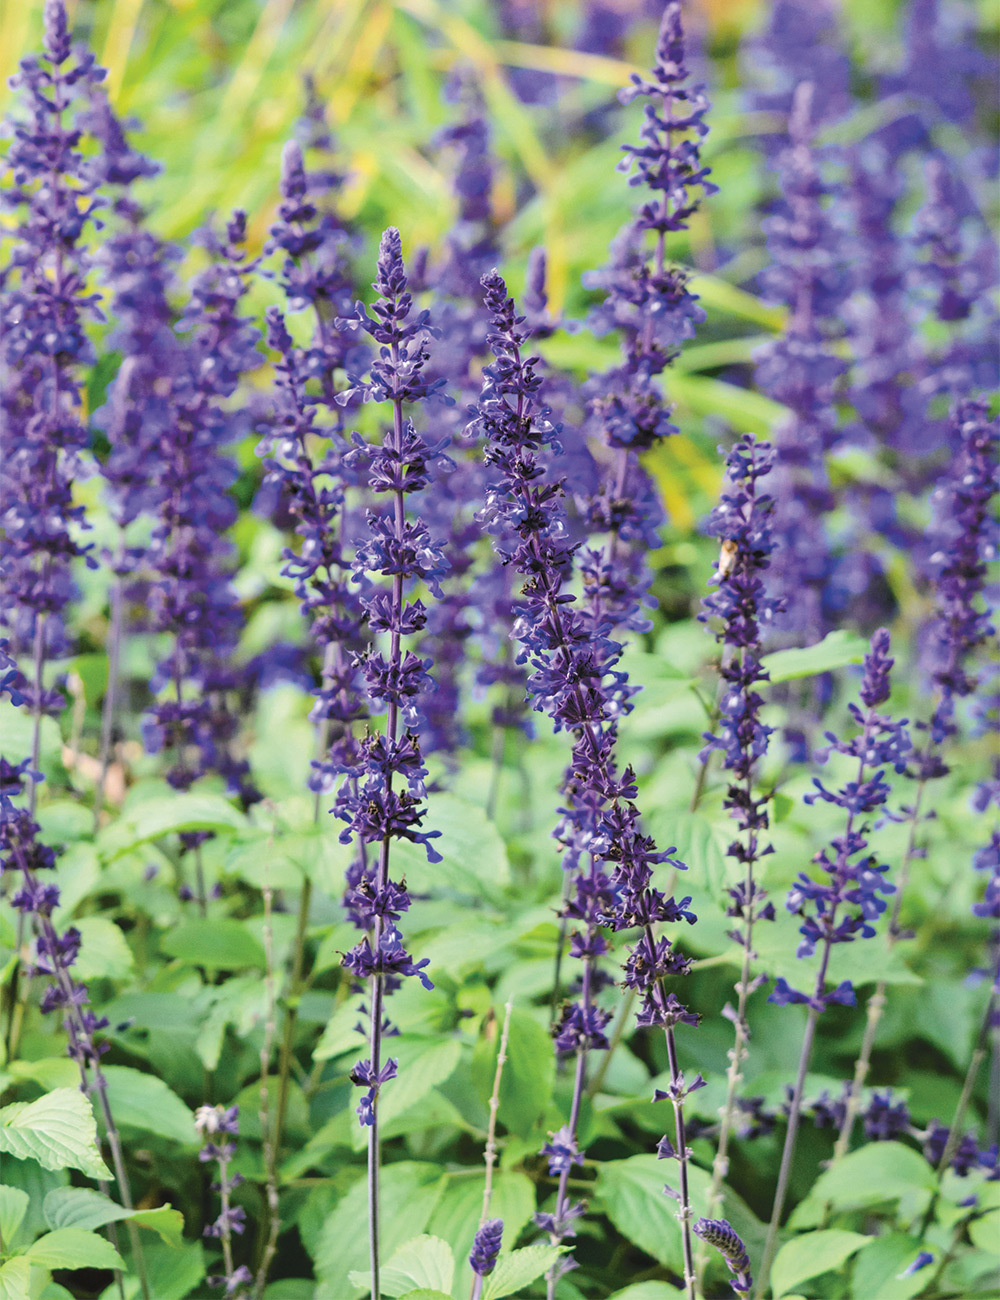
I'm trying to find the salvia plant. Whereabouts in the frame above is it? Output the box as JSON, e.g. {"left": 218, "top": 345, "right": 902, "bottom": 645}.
{"left": 0, "top": 3, "right": 997, "bottom": 1300}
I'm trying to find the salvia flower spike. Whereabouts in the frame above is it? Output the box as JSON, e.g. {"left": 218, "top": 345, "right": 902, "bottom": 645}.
{"left": 472, "top": 268, "right": 701, "bottom": 1300}
{"left": 694, "top": 1217, "right": 753, "bottom": 1295}
{"left": 337, "top": 227, "right": 443, "bottom": 1300}
{"left": 470, "top": 1218, "right": 504, "bottom": 1299}
{"left": 834, "top": 399, "right": 999, "bottom": 1158}
{"left": 697, "top": 434, "right": 780, "bottom": 1275}
{"left": 196, "top": 1105, "right": 252, "bottom": 1298}
{"left": 756, "top": 629, "right": 911, "bottom": 1298}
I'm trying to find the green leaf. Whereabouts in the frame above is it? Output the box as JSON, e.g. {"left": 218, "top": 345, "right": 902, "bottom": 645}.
{"left": 161, "top": 918, "right": 266, "bottom": 971}
{"left": 103, "top": 1066, "right": 197, "bottom": 1145}
{"left": 98, "top": 792, "right": 246, "bottom": 859}
{"left": 349, "top": 1235, "right": 455, "bottom": 1297}
{"left": 595, "top": 1156, "right": 711, "bottom": 1273}
{"left": 0, "top": 1088, "right": 111, "bottom": 1179}
{"left": 43, "top": 1187, "right": 184, "bottom": 1247}
{"left": 0, "top": 1259, "right": 30, "bottom": 1300}
{"left": 427, "top": 1170, "right": 536, "bottom": 1289}
{"left": 352, "top": 1040, "right": 461, "bottom": 1146}
{"left": 472, "top": 1010, "right": 554, "bottom": 1139}
{"left": 389, "top": 794, "right": 510, "bottom": 901}
{"left": 969, "top": 1210, "right": 1000, "bottom": 1253}
{"left": 0, "top": 1186, "right": 30, "bottom": 1247}
{"left": 73, "top": 917, "right": 135, "bottom": 981}
{"left": 26, "top": 1227, "right": 125, "bottom": 1270}
{"left": 791, "top": 1143, "right": 935, "bottom": 1225}
{"left": 315, "top": 1163, "right": 446, "bottom": 1295}
{"left": 608, "top": 1286, "right": 685, "bottom": 1300}
{"left": 761, "top": 630, "right": 869, "bottom": 683}
{"left": 397, "top": 1293, "right": 453, "bottom": 1300}
{"left": 850, "top": 1234, "right": 938, "bottom": 1300}
{"left": 772, "top": 1230, "right": 870, "bottom": 1298}
{"left": 482, "top": 1245, "right": 567, "bottom": 1299}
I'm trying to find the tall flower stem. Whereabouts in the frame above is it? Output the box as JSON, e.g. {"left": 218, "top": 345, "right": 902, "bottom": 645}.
{"left": 94, "top": 574, "right": 124, "bottom": 829}
{"left": 481, "top": 1000, "right": 513, "bottom": 1226}
{"left": 918, "top": 951, "right": 999, "bottom": 1237}
{"left": 831, "top": 780, "right": 925, "bottom": 1161}
{"left": 755, "top": 650, "right": 907, "bottom": 1300}
{"left": 475, "top": 274, "right": 698, "bottom": 1297}
{"left": 254, "top": 843, "right": 281, "bottom": 1298}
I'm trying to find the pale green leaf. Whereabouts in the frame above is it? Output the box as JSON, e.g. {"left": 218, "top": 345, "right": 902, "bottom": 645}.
{"left": 428, "top": 1170, "right": 536, "bottom": 1291}
{"left": 772, "top": 1230, "right": 870, "bottom": 1298}
{"left": 98, "top": 792, "right": 246, "bottom": 859}
{"left": 471, "top": 1010, "right": 554, "bottom": 1139}
{"left": 73, "top": 917, "right": 135, "bottom": 981}
{"left": 352, "top": 1040, "right": 461, "bottom": 1147}
{"left": 0, "top": 1088, "right": 111, "bottom": 1179}
{"left": 761, "top": 631, "right": 869, "bottom": 684}
{"left": 0, "top": 1186, "right": 30, "bottom": 1248}
{"left": 26, "top": 1227, "right": 125, "bottom": 1270}
{"left": 316, "top": 1163, "right": 446, "bottom": 1295}
{"left": 0, "top": 1259, "right": 30, "bottom": 1300}
{"left": 390, "top": 794, "right": 510, "bottom": 900}
{"left": 161, "top": 918, "right": 266, "bottom": 971}
{"left": 349, "top": 1235, "right": 455, "bottom": 1298}
{"left": 608, "top": 1285, "right": 685, "bottom": 1299}
{"left": 43, "top": 1187, "right": 184, "bottom": 1247}
{"left": 103, "top": 1066, "right": 197, "bottom": 1145}
{"left": 791, "top": 1143, "right": 935, "bottom": 1226}
{"left": 850, "top": 1234, "right": 937, "bottom": 1300}
{"left": 482, "top": 1245, "right": 567, "bottom": 1299}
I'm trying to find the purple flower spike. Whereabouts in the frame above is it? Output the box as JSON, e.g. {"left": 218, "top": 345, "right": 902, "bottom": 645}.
{"left": 753, "top": 81, "right": 848, "bottom": 645}
{"left": 694, "top": 1218, "right": 753, "bottom": 1295}
{"left": 469, "top": 1219, "right": 504, "bottom": 1277}
{"left": 338, "top": 229, "right": 442, "bottom": 1143}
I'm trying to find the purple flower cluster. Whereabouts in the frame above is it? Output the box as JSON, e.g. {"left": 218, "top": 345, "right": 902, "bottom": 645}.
{"left": 700, "top": 435, "right": 781, "bottom": 899}
{"left": 919, "top": 400, "right": 999, "bottom": 757}
{"left": 138, "top": 212, "right": 260, "bottom": 809}
{"left": 196, "top": 1104, "right": 252, "bottom": 1296}
{"left": 473, "top": 268, "right": 701, "bottom": 1289}
{"left": 336, "top": 229, "right": 444, "bottom": 1129}
{"left": 771, "top": 631, "right": 910, "bottom": 1009}
{"left": 1, "top": 0, "right": 104, "bottom": 672}
{"left": 753, "top": 82, "right": 847, "bottom": 645}
{"left": 469, "top": 1217, "right": 503, "bottom": 1277}
{"left": 694, "top": 1218, "right": 753, "bottom": 1295}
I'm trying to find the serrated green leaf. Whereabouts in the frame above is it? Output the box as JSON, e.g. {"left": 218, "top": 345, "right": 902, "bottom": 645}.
{"left": 0, "top": 1186, "right": 30, "bottom": 1248}
{"left": 772, "top": 1230, "right": 870, "bottom": 1298}
{"left": 0, "top": 1089, "right": 111, "bottom": 1179}
{"left": 43, "top": 1187, "right": 184, "bottom": 1247}
{"left": 594, "top": 1156, "right": 712, "bottom": 1273}
{"left": 161, "top": 918, "right": 265, "bottom": 971}
{"left": 73, "top": 917, "right": 135, "bottom": 981}
{"left": 850, "top": 1234, "right": 937, "bottom": 1300}
{"left": 761, "top": 630, "right": 869, "bottom": 683}
{"left": 428, "top": 1170, "right": 536, "bottom": 1292}
{"left": 315, "top": 1163, "right": 446, "bottom": 1295}
{"left": 98, "top": 792, "right": 246, "bottom": 859}
{"left": 471, "top": 1010, "right": 554, "bottom": 1139}
{"left": 0, "top": 1259, "right": 30, "bottom": 1300}
{"left": 349, "top": 1235, "right": 455, "bottom": 1298}
{"left": 608, "top": 1285, "right": 685, "bottom": 1299}
{"left": 389, "top": 794, "right": 510, "bottom": 901}
{"left": 482, "top": 1245, "right": 567, "bottom": 1299}
{"left": 103, "top": 1066, "right": 197, "bottom": 1145}
{"left": 26, "top": 1227, "right": 125, "bottom": 1270}
{"left": 791, "top": 1142, "right": 935, "bottom": 1225}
